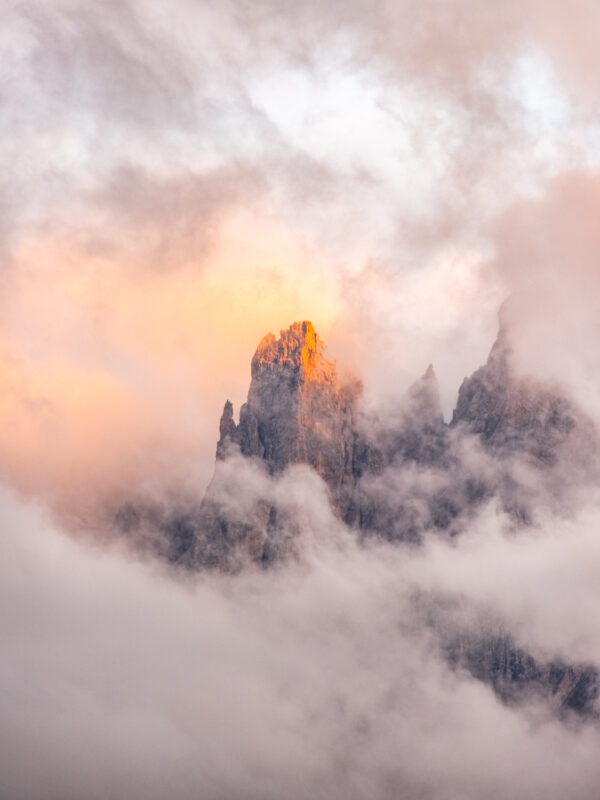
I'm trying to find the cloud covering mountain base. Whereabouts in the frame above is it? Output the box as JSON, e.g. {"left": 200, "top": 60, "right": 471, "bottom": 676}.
{"left": 2, "top": 484, "right": 600, "bottom": 800}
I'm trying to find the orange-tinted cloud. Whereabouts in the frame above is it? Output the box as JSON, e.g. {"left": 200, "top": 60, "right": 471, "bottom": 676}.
{"left": 0, "top": 211, "right": 341, "bottom": 515}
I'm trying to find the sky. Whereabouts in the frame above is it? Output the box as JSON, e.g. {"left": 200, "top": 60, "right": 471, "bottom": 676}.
{"left": 2, "top": 2, "right": 600, "bottom": 798}
{"left": 4, "top": 0, "right": 600, "bottom": 509}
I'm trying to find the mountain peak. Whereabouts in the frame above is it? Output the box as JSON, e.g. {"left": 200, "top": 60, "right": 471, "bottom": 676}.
{"left": 407, "top": 363, "right": 442, "bottom": 422}
{"left": 192, "top": 311, "right": 598, "bottom": 572}
{"left": 250, "top": 320, "right": 335, "bottom": 385}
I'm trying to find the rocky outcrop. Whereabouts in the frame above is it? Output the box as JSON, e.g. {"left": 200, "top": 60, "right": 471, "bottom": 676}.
{"left": 451, "top": 323, "right": 599, "bottom": 519}
{"left": 115, "top": 315, "right": 600, "bottom": 720}
{"left": 190, "top": 322, "right": 362, "bottom": 568}
{"left": 452, "top": 327, "right": 581, "bottom": 465}
{"left": 216, "top": 321, "right": 360, "bottom": 511}
{"left": 192, "top": 321, "right": 465, "bottom": 562}
{"left": 356, "top": 365, "right": 452, "bottom": 543}
{"left": 379, "top": 364, "right": 448, "bottom": 467}
{"left": 117, "top": 314, "right": 599, "bottom": 567}
{"left": 191, "top": 316, "right": 599, "bottom": 563}
{"left": 444, "top": 631, "right": 598, "bottom": 718}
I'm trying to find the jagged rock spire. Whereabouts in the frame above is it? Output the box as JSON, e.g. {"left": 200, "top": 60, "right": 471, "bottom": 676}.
{"left": 406, "top": 364, "right": 444, "bottom": 424}
{"left": 197, "top": 322, "right": 363, "bottom": 569}
{"left": 193, "top": 313, "right": 600, "bottom": 570}
{"left": 451, "top": 319, "right": 590, "bottom": 465}
{"left": 250, "top": 321, "right": 329, "bottom": 384}
{"left": 217, "top": 321, "right": 359, "bottom": 481}
{"left": 216, "top": 400, "right": 237, "bottom": 460}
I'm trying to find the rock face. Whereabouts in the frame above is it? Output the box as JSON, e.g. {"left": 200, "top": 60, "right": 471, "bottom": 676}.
{"left": 216, "top": 321, "right": 359, "bottom": 513}
{"left": 377, "top": 364, "right": 448, "bottom": 468}
{"left": 190, "top": 317, "right": 598, "bottom": 565}
{"left": 355, "top": 364, "right": 452, "bottom": 544}
{"left": 118, "top": 316, "right": 600, "bottom": 718}
{"left": 451, "top": 323, "right": 599, "bottom": 521}
{"left": 453, "top": 327, "right": 582, "bottom": 465}
{"left": 190, "top": 322, "right": 361, "bottom": 569}
{"left": 192, "top": 321, "right": 467, "bottom": 563}
{"left": 444, "top": 630, "right": 598, "bottom": 718}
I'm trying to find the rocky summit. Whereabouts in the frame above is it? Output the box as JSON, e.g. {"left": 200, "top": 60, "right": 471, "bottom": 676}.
{"left": 216, "top": 321, "right": 360, "bottom": 512}
{"left": 117, "top": 317, "right": 600, "bottom": 718}
{"left": 180, "top": 318, "right": 599, "bottom": 717}
{"left": 188, "top": 318, "right": 598, "bottom": 567}
{"left": 189, "top": 322, "right": 360, "bottom": 569}
{"left": 452, "top": 325, "right": 593, "bottom": 467}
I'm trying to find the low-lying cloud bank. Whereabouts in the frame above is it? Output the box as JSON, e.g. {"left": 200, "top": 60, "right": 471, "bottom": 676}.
{"left": 2, "top": 483, "right": 599, "bottom": 800}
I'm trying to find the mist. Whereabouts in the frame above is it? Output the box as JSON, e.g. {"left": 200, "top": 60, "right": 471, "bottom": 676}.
{"left": 3, "top": 0, "right": 600, "bottom": 797}
{"left": 2, "top": 485, "right": 600, "bottom": 800}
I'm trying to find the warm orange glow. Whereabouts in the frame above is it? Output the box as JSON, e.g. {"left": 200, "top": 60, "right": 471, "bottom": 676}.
{"left": 0, "top": 212, "right": 342, "bottom": 511}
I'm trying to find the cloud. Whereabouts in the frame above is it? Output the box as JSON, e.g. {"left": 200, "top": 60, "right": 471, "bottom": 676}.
{"left": 0, "top": 217, "right": 344, "bottom": 515}
{"left": 491, "top": 171, "right": 600, "bottom": 420}
{"left": 86, "top": 161, "right": 265, "bottom": 270}
{"left": 1, "top": 485, "right": 600, "bottom": 800}
{"left": 3, "top": 4, "right": 600, "bottom": 795}
{"left": 2, "top": 0, "right": 599, "bottom": 497}
{"left": 0, "top": 0, "right": 591, "bottom": 265}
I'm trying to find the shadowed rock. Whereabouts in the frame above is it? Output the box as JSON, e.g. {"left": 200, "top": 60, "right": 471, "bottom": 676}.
{"left": 191, "top": 315, "right": 600, "bottom": 561}
{"left": 444, "top": 631, "right": 598, "bottom": 718}
{"left": 356, "top": 365, "right": 452, "bottom": 543}
{"left": 451, "top": 320, "right": 600, "bottom": 519}
{"left": 113, "top": 315, "right": 600, "bottom": 720}
{"left": 218, "top": 321, "right": 360, "bottom": 504}
{"left": 452, "top": 327, "right": 581, "bottom": 463}
{"left": 191, "top": 321, "right": 362, "bottom": 568}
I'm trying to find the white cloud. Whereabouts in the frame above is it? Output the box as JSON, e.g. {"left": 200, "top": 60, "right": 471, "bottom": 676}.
{"left": 1, "top": 485, "right": 600, "bottom": 799}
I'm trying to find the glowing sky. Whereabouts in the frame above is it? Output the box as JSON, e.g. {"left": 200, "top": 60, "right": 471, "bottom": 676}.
{"left": 3, "top": 0, "right": 600, "bottom": 507}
